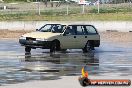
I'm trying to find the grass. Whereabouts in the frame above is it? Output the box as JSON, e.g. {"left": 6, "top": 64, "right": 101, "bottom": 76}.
{"left": 3, "top": 0, "right": 28, "bottom": 3}
{"left": 0, "top": 12, "right": 132, "bottom": 21}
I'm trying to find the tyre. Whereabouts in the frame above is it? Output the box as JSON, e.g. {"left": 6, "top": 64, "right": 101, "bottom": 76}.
{"left": 25, "top": 46, "right": 31, "bottom": 53}
{"left": 82, "top": 41, "right": 92, "bottom": 53}
{"left": 50, "top": 40, "right": 60, "bottom": 53}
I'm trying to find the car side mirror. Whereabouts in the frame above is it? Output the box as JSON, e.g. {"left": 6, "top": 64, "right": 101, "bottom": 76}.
{"left": 36, "top": 29, "right": 39, "bottom": 31}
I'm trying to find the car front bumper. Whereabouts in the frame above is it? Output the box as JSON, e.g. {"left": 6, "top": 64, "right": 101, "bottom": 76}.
{"left": 19, "top": 39, "right": 52, "bottom": 49}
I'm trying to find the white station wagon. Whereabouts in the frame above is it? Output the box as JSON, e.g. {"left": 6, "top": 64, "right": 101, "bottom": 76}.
{"left": 19, "top": 24, "right": 100, "bottom": 53}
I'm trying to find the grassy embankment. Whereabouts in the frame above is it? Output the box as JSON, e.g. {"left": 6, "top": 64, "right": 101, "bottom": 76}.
{"left": 0, "top": 2, "right": 132, "bottom": 21}
{"left": 0, "top": 13, "right": 132, "bottom": 21}
{"left": 3, "top": 0, "right": 30, "bottom": 3}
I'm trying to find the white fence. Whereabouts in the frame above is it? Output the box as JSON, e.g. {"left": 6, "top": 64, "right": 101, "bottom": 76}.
{"left": 0, "top": 21, "right": 132, "bottom": 32}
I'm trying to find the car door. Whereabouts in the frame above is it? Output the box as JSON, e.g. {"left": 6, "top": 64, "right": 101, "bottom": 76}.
{"left": 58, "top": 25, "right": 78, "bottom": 49}
{"left": 79, "top": 25, "right": 100, "bottom": 48}
{"left": 74, "top": 25, "right": 99, "bottom": 49}
{"left": 74, "top": 25, "right": 86, "bottom": 48}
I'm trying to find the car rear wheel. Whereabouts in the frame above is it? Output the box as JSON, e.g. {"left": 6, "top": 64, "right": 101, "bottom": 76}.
{"left": 25, "top": 46, "right": 31, "bottom": 53}
{"left": 82, "top": 41, "right": 92, "bottom": 53}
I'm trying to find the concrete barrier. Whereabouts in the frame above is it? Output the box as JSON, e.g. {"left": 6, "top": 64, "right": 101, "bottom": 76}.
{"left": 0, "top": 21, "right": 132, "bottom": 32}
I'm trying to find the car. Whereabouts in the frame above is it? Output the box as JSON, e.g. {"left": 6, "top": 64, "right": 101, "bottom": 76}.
{"left": 78, "top": 1, "right": 93, "bottom": 6}
{"left": 19, "top": 24, "right": 100, "bottom": 53}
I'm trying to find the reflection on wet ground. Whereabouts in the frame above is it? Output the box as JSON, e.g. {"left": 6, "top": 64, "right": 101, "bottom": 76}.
{"left": 0, "top": 40, "right": 132, "bottom": 85}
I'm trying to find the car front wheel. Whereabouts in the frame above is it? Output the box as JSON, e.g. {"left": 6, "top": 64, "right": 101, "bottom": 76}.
{"left": 50, "top": 41, "right": 60, "bottom": 53}
{"left": 50, "top": 42, "right": 56, "bottom": 53}
{"left": 25, "top": 46, "right": 31, "bottom": 53}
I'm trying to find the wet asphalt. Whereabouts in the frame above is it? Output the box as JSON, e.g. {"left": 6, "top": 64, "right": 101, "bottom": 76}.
{"left": 0, "top": 39, "right": 132, "bottom": 85}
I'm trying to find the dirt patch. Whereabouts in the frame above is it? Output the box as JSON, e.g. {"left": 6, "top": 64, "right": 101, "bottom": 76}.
{"left": 100, "top": 32, "right": 132, "bottom": 42}
{"left": 0, "top": 30, "right": 132, "bottom": 42}
{"left": 0, "top": 30, "right": 33, "bottom": 39}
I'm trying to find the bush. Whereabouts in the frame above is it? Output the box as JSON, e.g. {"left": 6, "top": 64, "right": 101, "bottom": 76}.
{"left": 90, "top": 7, "right": 132, "bottom": 13}
{"left": 4, "top": 0, "right": 28, "bottom": 2}
{"left": 90, "top": 8, "right": 117, "bottom": 13}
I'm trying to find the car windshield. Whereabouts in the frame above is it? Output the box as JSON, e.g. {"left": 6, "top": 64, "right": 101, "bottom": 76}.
{"left": 38, "top": 24, "right": 65, "bottom": 33}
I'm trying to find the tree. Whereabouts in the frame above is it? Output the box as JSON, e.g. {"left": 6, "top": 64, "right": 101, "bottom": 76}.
{"left": 111, "top": 0, "right": 131, "bottom": 3}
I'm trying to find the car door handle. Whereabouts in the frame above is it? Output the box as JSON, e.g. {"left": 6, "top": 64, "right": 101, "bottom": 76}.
{"left": 85, "top": 36, "right": 87, "bottom": 38}
{"left": 74, "top": 36, "right": 76, "bottom": 38}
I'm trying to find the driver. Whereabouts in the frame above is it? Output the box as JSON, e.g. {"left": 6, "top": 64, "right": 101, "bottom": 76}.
{"left": 52, "top": 25, "right": 59, "bottom": 32}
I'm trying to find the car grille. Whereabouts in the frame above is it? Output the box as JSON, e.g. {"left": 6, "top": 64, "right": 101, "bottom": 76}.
{"left": 26, "top": 37, "right": 36, "bottom": 41}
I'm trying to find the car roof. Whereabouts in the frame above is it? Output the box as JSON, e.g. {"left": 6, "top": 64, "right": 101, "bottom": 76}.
{"left": 45, "top": 23, "right": 66, "bottom": 26}
{"left": 45, "top": 23, "right": 94, "bottom": 26}
{"left": 67, "top": 24, "right": 94, "bottom": 26}
{"left": 45, "top": 23, "right": 62, "bottom": 25}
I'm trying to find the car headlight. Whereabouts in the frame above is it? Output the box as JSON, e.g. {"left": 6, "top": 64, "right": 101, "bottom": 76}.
{"left": 36, "top": 38, "right": 47, "bottom": 41}
{"left": 20, "top": 36, "right": 26, "bottom": 40}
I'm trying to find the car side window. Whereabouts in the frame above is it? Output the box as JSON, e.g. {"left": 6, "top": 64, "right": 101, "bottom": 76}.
{"left": 86, "top": 26, "right": 97, "bottom": 34}
{"left": 51, "top": 25, "right": 63, "bottom": 33}
{"left": 77, "top": 26, "right": 84, "bottom": 35}
{"left": 39, "top": 24, "right": 52, "bottom": 32}
{"left": 65, "top": 26, "right": 76, "bottom": 35}
{"left": 58, "top": 25, "right": 65, "bottom": 33}
{"left": 76, "top": 26, "right": 88, "bottom": 35}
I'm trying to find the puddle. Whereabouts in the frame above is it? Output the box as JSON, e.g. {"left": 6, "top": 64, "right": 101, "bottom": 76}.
{"left": 0, "top": 40, "right": 132, "bottom": 85}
